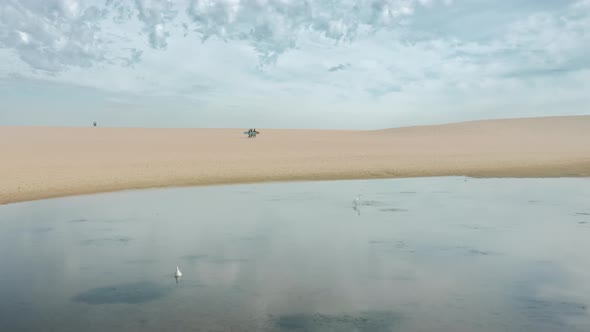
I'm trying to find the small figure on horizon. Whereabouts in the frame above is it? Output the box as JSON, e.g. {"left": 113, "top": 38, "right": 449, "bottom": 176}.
{"left": 93, "top": 121, "right": 97, "bottom": 127}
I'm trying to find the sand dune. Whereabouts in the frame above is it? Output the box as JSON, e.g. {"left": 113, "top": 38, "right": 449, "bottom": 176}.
{"left": 1, "top": 115, "right": 589, "bottom": 204}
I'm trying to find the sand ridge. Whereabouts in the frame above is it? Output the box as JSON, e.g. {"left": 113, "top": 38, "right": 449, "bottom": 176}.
{"left": 1, "top": 115, "right": 590, "bottom": 205}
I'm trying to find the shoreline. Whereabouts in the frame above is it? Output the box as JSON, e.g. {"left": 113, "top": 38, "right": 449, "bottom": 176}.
{"left": 4, "top": 170, "right": 590, "bottom": 206}
{"left": 2, "top": 115, "right": 589, "bottom": 205}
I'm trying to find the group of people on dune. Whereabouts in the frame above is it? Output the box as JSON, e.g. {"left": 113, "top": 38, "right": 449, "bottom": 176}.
{"left": 246, "top": 128, "right": 259, "bottom": 138}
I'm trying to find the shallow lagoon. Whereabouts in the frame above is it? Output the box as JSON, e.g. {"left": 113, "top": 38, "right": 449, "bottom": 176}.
{"left": 0, "top": 177, "right": 589, "bottom": 331}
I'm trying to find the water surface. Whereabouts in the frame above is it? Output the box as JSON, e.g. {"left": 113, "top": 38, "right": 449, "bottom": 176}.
{"left": 0, "top": 177, "right": 589, "bottom": 331}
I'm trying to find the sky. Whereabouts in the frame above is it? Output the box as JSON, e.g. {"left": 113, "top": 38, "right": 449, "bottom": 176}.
{"left": 0, "top": 0, "right": 589, "bottom": 129}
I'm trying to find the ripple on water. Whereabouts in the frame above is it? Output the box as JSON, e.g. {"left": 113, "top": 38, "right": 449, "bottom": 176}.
{"left": 125, "top": 258, "right": 158, "bottom": 265}
{"left": 515, "top": 296, "right": 588, "bottom": 329}
{"left": 368, "top": 239, "right": 406, "bottom": 248}
{"left": 30, "top": 227, "right": 53, "bottom": 234}
{"left": 100, "top": 218, "right": 134, "bottom": 223}
{"left": 467, "top": 248, "right": 492, "bottom": 256}
{"left": 80, "top": 236, "right": 133, "bottom": 246}
{"left": 457, "top": 224, "right": 496, "bottom": 231}
{"left": 268, "top": 193, "right": 321, "bottom": 202}
{"left": 379, "top": 208, "right": 408, "bottom": 213}
{"left": 358, "top": 200, "right": 386, "bottom": 207}
{"left": 181, "top": 254, "right": 209, "bottom": 262}
{"left": 368, "top": 240, "right": 412, "bottom": 254}
{"left": 72, "top": 281, "right": 170, "bottom": 305}
{"left": 208, "top": 257, "right": 250, "bottom": 264}
{"left": 180, "top": 255, "right": 248, "bottom": 264}
{"left": 427, "top": 245, "right": 496, "bottom": 257}
{"left": 272, "top": 311, "right": 401, "bottom": 332}
{"left": 67, "top": 218, "right": 88, "bottom": 223}
{"left": 236, "top": 190, "right": 254, "bottom": 194}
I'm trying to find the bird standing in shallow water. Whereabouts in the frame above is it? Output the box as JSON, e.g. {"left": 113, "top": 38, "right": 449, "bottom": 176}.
{"left": 352, "top": 194, "right": 362, "bottom": 215}
{"left": 174, "top": 266, "right": 182, "bottom": 284}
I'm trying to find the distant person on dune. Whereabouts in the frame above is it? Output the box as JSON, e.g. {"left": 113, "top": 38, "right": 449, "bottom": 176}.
{"left": 93, "top": 121, "right": 97, "bottom": 127}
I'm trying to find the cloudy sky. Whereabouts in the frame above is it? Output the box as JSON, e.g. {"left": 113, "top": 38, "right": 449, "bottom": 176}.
{"left": 0, "top": 0, "right": 589, "bottom": 129}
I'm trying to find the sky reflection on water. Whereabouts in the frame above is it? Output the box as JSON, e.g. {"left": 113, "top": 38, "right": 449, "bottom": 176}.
{"left": 0, "top": 177, "right": 589, "bottom": 331}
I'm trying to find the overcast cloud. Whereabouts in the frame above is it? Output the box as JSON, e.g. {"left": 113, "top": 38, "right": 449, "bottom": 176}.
{"left": 1, "top": 0, "right": 589, "bottom": 128}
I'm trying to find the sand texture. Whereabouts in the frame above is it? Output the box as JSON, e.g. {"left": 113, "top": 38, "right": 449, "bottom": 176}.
{"left": 1, "top": 115, "right": 590, "bottom": 205}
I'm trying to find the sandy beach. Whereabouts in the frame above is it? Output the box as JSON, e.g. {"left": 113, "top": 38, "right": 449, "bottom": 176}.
{"left": 1, "top": 115, "right": 589, "bottom": 205}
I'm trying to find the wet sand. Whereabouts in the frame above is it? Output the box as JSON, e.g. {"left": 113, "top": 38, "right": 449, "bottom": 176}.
{"left": 1, "top": 115, "right": 589, "bottom": 204}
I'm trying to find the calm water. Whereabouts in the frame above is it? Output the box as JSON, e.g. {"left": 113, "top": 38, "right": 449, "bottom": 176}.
{"left": 1, "top": 177, "right": 589, "bottom": 331}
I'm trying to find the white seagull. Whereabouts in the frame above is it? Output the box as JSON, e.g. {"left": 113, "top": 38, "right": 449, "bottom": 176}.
{"left": 353, "top": 194, "right": 361, "bottom": 206}
{"left": 175, "top": 266, "right": 182, "bottom": 278}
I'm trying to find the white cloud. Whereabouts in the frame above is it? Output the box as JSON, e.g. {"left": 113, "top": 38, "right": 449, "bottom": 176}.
{"left": 132, "top": 0, "right": 178, "bottom": 48}
{"left": 1, "top": 0, "right": 449, "bottom": 71}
